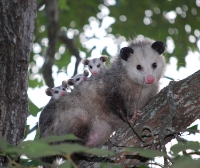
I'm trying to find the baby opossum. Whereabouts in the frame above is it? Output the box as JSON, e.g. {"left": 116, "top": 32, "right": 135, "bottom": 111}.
{"left": 82, "top": 55, "right": 108, "bottom": 75}
{"left": 66, "top": 69, "right": 89, "bottom": 86}
{"left": 39, "top": 37, "right": 166, "bottom": 148}
{"left": 45, "top": 81, "right": 69, "bottom": 100}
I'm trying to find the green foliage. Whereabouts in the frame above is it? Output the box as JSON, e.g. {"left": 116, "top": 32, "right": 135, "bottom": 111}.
{"left": 0, "top": 135, "right": 113, "bottom": 167}
{"left": 125, "top": 140, "right": 200, "bottom": 167}
{"left": 28, "top": 99, "right": 41, "bottom": 117}
{"left": 1, "top": 133, "right": 200, "bottom": 167}
{"left": 172, "top": 156, "right": 200, "bottom": 168}
{"left": 187, "top": 124, "right": 198, "bottom": 133}
{"left": 125, "top": 148, "right": 167, "bottom": 159}
{"left": 171, "top": 141, "right": 200, "bottom": 156}
{"left": 24, "top": 125, "right": 31, "bottom": 140}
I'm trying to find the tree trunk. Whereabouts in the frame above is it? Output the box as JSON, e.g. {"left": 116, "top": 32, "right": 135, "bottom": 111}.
{"left": 0, "top": 0, "right": 36, "bottom": 165}
{"left": 79, "top": 69, "right": 200, "bottom": 167}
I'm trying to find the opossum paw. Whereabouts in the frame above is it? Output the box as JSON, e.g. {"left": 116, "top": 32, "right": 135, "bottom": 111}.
{"left": 129, "top": 110, "right": 141, "bottom": 124}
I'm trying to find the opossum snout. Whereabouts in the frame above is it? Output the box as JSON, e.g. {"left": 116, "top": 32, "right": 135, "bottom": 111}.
{"left": 61, "top": 92, "right": 66, "bottom": 96}
{"left": 145, "top": 75, "right": 155, "bottom": 84}
{"left": 82, "top": 76, "right": 87, "bottom": 81}
{"left": 93, "top": 71, "right": 98, "bottom": 75}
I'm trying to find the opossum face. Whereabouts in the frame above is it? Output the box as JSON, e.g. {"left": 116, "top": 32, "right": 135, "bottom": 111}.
{"left": 45, "top": 86, "right": 67, "bottom": 100}
{"left": 67, "top": 70, "right": 89, "bottom": 86}
{"left": 73, "top": 74, "right": 87, "bottom": 85}
{"left": 82, "top": 56, "right": 108, "bottom": 75}
{"left": 120, "top": 40, "right": 165, "bottom": 86}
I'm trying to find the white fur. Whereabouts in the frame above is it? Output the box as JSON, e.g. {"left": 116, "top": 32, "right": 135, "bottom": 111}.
{"left": 73, "top": 73, "right": 87, "bottom": 86}
{"left": 51, "top": 86, "right": 67, "bottom": 99}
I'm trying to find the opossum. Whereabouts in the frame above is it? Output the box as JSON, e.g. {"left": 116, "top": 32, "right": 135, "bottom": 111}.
{"left": 66, "top": 69, "right": 89, "bottom": 86}
{"left": 39, "top": 36, "right": 166, "bottom": 148}
{"left": 82, "top": 55, "right": 108, "bottom": 75}
{"left": 45, "top": 81, "right": 69, "bottom": 100}
{"left": 28, "top": 82, "right": 70, "bottom": 135}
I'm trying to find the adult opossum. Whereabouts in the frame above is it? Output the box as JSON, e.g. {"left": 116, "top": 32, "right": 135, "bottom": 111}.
{"left": 39, "top": 36, "right": 166, "bottom": 148}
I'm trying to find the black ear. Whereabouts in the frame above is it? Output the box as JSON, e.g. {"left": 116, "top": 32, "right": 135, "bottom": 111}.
{"left": 151, "top": 41, "right": 165, "bottom": 55}
{"left": 120, "top": 47, "right": 134, "bottom": 61}
{"left": 83, "top": 70, "right": 89, "bottom": 77}
{"left": 100, "top": 55, "right": 108, "bottom": 62}
{"left": 62, "top": 80, "right": 69, "bottom": 88}
{"left": 82, "top": 58, "right": 90, "bottom": 65}
{"left": 67, "top": 79, "right": 75, "bottom": 86}
{"left": 45, "top": 88, "right": 53, "bottom": 96}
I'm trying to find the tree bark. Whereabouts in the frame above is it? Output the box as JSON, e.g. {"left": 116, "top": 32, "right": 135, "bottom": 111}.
{"left": 0, "top": 0, "right": 36, "bottom": 165}
{"left": 79, "top": 69, "right": 200, "bottom": 167}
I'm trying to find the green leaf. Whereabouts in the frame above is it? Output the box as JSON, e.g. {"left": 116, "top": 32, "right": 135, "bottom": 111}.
{"left": 187, "top": 124, "right": 198, "bottom": 131}
{"left": 20, "top": 158, "right": 43, "bottom": 167}
{"left": 40, "top": 134, "right": 81, "bottom": 143}
{"left": 8, "top": 141, "right": 59, "bottom": 158}
{"left": 171, "top": 141, "right": 200, "bottom": 156}
{"left": 28, "top": 99, "right": 40, "bottom": 116}
{"left": 59, "top": 0, "right": 69, "bottom": 11}
{"left": 53, "top": 143, "right": 113, "bottom": 156}
{"left": 28, "top": 77, "right": 43, "bottom": 88}
{"left": 24, "top": 125, "right": 30, "bottom": 140}
{"left": 172, "top": 156, "right": 200, "bottom": 168}
{"left": 125, "top": 148, "right": 167, "bottom": 159}
{"left": 0, "top": 136, "right": 14, "bottom": 151}
{"left": 34, "top": 128, "right": 40, "bottom": 140}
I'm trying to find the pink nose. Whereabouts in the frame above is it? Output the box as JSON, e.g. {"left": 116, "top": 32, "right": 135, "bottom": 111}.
{"left": 61, "top": 92, "right": 65, "bottom": 96}
{"left": 93, "top": 71, "right": 98, "bottom": 75}
{"left": 145, "top": 75, "right": 155, "bottom": 84}
{"left": 82, "top": 76, "right": 86, "bottom": 81}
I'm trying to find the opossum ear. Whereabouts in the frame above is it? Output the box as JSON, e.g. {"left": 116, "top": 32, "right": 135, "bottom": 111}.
{"left": 82, "top": 58, "right": 90, "bottom": 65}
{"left": 120, "top": 47, "right": 134, "bottom": 61}
{"left": 100, "top": 55, "right": 108, "bottom": 62}
{"left": 83, "top": 69, "right": 89, "bottom": 77}
{"left": 67, "top": 79, "right": 75, "bottom": 86}
{"left": 62, "top": 80, "right": 69, "bottom": 88}
{"left": 45, "top": 88, "right": 53, "bottom": 96}
{"left": 151, "top": 41, "right": 165, "bottom": 55}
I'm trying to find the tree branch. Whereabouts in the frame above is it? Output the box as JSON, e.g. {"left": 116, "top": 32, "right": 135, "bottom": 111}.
{"left": 58, "top": 30, "right": 81, "bottom": 77}
{"left": 42, "top": 0, "right": 59, "bottom": 87}
{"left": 79, "top": 70, "right": 200, "bottom": 167}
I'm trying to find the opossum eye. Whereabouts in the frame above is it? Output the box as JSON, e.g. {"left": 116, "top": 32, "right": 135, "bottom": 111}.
{"left": 76, "top": 78, "right": 80, "bottom": 81}
{"left": 97, "top": 64, "right": 101, "bottom": 68}
{"left": 89, "top": 65, "right": 93, "bottom": 69}
{"left": 152, "top": 63, "right": 157, "bottom": 68}
{"left": 62, "top": 88, "right": 65, "bottom": 91}
{"left": 54, "top": 91, "right": 59, "bottom": 94}
{"left": 137, "top": 65, "right": 142, "bottom": 70}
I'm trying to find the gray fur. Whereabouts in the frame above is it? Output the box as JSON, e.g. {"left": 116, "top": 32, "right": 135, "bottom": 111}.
{"left": 66, "top": 70, "right": 89, "bottom": 86}
{"left": 45, "top": 82, "right": 69, "bottom": 100}
{"left": 39, "top": 37, "right": 166, "bottom": 147}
